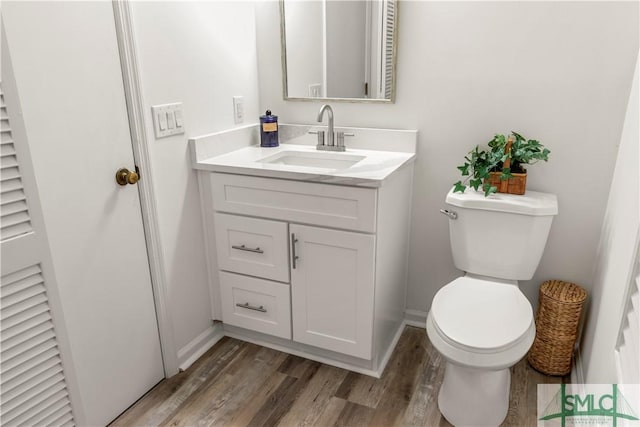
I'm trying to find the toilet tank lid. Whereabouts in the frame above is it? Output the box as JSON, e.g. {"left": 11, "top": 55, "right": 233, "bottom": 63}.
{"left": 446, "top": 187, "right": 558, "bottom": 216}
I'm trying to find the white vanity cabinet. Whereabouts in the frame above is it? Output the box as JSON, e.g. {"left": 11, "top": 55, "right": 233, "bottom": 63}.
{"left": 200, "top": 162, "right": 414, "bottom": 375}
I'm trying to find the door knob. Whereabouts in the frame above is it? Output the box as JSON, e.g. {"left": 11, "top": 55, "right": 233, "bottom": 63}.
{"left": 115, "top": 167, "right": 139, "bottom": 186}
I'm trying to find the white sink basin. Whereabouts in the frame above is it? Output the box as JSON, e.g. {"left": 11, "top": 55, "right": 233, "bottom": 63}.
{"left": 257, "top": 151, "right": 365, "bottom": 170}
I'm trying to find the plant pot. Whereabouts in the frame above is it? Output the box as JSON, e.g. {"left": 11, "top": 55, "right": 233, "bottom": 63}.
{"left": 486, "top": 171, "right": 527, "bottom": 195}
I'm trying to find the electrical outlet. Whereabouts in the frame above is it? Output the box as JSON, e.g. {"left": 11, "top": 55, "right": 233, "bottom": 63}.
{"left": 233, "top": 96, "right": 244, "bottom": 124}
{"left": 308, "top": 84, "right": 321, "bottom": 98}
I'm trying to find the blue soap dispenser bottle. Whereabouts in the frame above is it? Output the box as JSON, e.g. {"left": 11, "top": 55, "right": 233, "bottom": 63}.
{"left": 259, "top": 110, "right": 279, "bottom": 147}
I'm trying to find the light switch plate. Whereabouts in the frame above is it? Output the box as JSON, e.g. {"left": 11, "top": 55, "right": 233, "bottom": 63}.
{"left": 151, "top": 103, "right": 185, "bottom": 138}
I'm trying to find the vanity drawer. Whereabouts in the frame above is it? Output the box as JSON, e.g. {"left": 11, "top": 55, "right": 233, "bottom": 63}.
{"left": 219, "top": 271, "right": 291, "bottom": 339}
{"left": 214, "top": 213, "right": 289, "bottom": 282}
{"left": 211, "top": 173, "right": 377, "bottom": 233}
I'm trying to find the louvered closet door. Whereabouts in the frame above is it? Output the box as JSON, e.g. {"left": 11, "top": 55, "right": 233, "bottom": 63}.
{"left": 1, "top": 77, "right": 77, "bottom": 426}
{"left": 616, "top": 236, "right": 640, "bottom": 384}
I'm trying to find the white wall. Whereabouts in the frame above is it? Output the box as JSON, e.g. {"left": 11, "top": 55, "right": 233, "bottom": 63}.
{"left": 581, "top": 52, "right": 639, "bottom": 384}
{"left": 129, "top": 1, "right": 260, "bottom": 353}
{"left": 256, "top": 1, "right": 639, "bottom": 312}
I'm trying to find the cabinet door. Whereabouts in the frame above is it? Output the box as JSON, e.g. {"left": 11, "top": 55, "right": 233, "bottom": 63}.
{"left": 290, "top": 224, "right": 375, "bottom": 359}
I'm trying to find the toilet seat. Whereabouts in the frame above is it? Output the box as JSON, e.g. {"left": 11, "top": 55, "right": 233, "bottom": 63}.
{"left": 427, "top": 276, "right": 535, "bottom": 369}
{"left": 431, "top": 276, "right": 533, "bottom": 352}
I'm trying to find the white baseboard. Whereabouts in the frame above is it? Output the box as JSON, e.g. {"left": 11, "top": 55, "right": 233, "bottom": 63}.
{"left": 404, "top": 308, "right": 427, "bottom": 328}
{"left": 177, "top": 322, "right": 225, "bottom": 371}
{"left": 571, "top": 346, "right": 585, "bottom": 385}
{"left": 375, "top": 320, "right": 407, "bottom": 376}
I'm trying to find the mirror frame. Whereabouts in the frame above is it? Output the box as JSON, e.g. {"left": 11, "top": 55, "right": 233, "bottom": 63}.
{"left": 279, "top": 0, "right": 399, "bottom": 103}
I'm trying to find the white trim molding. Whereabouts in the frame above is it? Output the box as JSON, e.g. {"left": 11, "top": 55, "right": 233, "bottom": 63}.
{"left": 112, "top": 0, "right": 179, "bottom": 376}
{"left": 404, "top": 308, "right": 428, "bottom": 328}
{"left": 178, "top": 323, "right": 226, "bottom": 371}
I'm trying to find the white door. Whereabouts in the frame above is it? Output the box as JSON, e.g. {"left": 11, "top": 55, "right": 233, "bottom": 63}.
{"left": 2, "top": 2, "right": 164, "bottom": 425}
{"left": 290, "top": 224, "right": 375, "bottom": 359}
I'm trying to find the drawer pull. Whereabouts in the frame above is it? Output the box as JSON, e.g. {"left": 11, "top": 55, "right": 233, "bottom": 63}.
{"left": 236, "top": 302, "right": 267, "bottom": 313}
{"left": 231, "top": 244, "right": 264, "bottom": 254}
{"left": 291, "top": 233, "right": 299, "bottom": 269}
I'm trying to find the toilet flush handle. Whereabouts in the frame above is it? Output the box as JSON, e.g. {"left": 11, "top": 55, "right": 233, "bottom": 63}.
{"left": 440, "top": 209, "right": 457, "bottom": 220}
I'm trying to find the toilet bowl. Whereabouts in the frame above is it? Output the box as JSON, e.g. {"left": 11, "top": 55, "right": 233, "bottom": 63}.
{"left": 429, "top": 188, "right": 558, "bottom": 426}
{"left": 426, "top": 275, "right": 536, "bottom": 426}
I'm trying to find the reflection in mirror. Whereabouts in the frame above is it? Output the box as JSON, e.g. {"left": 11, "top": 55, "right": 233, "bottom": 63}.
{"left": 280, "top": 0, "right": 398, "bottom": 102}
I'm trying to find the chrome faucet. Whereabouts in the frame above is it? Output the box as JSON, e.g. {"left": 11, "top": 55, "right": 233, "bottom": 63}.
{"left": 316, "top": 104, "right": 335, "bottom": 148}
{"left": 311, "top": 104, "right": 353, "bottom": 151}
{"left": 314, "top": 104, "right": 349, "bottom": 152}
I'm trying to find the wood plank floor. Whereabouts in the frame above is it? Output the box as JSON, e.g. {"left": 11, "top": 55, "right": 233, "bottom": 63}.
{"left": 110, "top": 326, "right": 567, "bottom": 427}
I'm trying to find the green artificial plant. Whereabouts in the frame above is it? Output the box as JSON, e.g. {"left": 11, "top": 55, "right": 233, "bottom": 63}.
{"left": 453, "top": 131, "right": 550, "bottom": 196}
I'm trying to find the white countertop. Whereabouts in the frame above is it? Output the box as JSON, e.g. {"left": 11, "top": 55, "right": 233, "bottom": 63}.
{"left": 193, "top": 143, "right": 415, "bottom": 187}
{"left": 189, "top": 124, "right": 417, "bottom": 187}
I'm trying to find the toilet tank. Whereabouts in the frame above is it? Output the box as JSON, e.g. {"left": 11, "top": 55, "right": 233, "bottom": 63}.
{"left": 445, "top": 188, "right": 558, "bottom": 281}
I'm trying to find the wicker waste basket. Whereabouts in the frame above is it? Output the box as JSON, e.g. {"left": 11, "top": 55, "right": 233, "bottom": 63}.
{"left": 528, "top": 280, "right": 587, "bottom": 376}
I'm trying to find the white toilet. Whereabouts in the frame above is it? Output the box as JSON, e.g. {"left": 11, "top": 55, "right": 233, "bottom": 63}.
{"left": 427, "top": 188, "right": 558, "bottom": 426}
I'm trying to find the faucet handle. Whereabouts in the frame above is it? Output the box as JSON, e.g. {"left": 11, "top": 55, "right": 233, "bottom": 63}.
{"left": 315, "top": 130, "right": 325, "bottom": 148}
{"left": 335, "top": 131, "right": 354, "bottom": 149}
{"left": 308, "top": 130, "right": 326, "bottom": 147}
